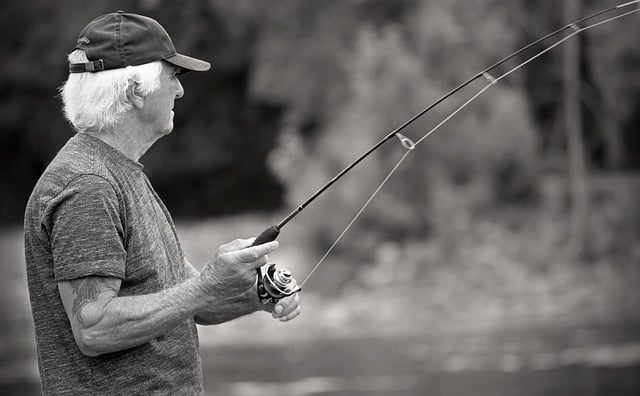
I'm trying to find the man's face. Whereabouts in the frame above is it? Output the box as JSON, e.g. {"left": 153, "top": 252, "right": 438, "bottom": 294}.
{"left": 140, "top": 62, "right": 184, "bottom": 135}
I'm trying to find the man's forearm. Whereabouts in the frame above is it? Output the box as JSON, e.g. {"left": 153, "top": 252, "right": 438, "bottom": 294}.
{"left": 60, "top": 276, "right": 210, "bottom": 356}
{"left": 194, "top": 287, "right": 261, "bottom": 325}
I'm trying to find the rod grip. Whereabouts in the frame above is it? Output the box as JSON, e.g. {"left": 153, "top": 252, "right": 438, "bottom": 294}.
{"left": 253, "top": 225, "right": 282, "bottom": 304}
{"left": 252, "top": 225, "right": 280, "bottom": 246}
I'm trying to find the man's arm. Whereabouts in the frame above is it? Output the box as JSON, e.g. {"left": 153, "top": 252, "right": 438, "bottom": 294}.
{"left": 184, "top": 258, "right": 301, "bottom": 325}
{"left": 58, "top": 239, "right": 279, "bottom": 356}
{"left": 58, "top": 275, "right": 208, "bottom": 357}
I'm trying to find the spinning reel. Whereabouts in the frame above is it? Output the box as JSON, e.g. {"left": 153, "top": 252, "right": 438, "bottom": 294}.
{"left": 252, "top": 226, "right": 301, "bottom": 304}
{"left": 256, "top": 263, "right": 301, "bottom": 304}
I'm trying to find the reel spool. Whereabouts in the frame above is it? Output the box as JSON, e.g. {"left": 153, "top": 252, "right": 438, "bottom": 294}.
{"left": 257, "top": 264, "right": 302, "bottom": 304}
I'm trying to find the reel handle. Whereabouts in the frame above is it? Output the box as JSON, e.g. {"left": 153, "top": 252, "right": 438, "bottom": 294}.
{"left": 252, "top": 225, "right": 301, "bottom": 304}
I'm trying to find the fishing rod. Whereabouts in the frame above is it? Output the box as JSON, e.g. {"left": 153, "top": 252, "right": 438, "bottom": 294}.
{"left": 253, "top": 0, "right": 640, "bottom": 304}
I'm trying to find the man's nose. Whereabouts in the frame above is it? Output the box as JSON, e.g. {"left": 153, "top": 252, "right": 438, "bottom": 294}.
{"left": 176, "top": 80, "right": 184, "bottom": 99}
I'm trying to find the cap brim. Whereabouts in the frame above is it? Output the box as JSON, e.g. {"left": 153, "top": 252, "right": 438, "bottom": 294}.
{"left": 165, "top": 53, "right": 211, "bottom": 73}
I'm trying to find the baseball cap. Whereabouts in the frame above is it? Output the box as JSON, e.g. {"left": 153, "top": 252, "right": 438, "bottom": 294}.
{"left": 69, "top": 11, "right": 210, "bottom": 74}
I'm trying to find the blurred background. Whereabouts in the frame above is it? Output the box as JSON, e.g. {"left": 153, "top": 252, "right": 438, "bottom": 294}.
{"left": 2, "top": 0, "right": 640, "bottom": 395}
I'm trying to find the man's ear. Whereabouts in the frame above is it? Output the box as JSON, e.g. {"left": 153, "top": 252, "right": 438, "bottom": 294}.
{"left": 126, "top": 79, "right": 144, "bottom": 109}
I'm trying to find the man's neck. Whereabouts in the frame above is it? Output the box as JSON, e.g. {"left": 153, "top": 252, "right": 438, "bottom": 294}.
{"left": 87, "top": 121, "right": 157, "bottom": 162}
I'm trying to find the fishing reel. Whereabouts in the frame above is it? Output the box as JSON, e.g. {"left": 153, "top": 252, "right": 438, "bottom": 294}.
{"left": 256, "top": 263, "right": 302, "bottom": 304}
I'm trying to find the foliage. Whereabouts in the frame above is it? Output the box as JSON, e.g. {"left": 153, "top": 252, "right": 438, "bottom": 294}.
{"left": 0, "top": 0, "right": 638, "bottom": 229}
{"left": 267, "top": 1, "right": 541, "bottom": 262}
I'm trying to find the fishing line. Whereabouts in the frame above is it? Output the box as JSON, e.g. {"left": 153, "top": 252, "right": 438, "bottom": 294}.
{"left": 300, "top": 2, "right": 640, "bottom": 286}
{"left": 300, "top": 149, "right": 413, "bottom": 287}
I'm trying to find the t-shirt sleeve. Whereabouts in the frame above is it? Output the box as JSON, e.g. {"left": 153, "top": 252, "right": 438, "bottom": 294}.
{"left": 46, "top": 175, "right": 127, "bottom": 281}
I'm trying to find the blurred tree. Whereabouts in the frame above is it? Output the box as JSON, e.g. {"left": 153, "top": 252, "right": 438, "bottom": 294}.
{"left": 406, "top": 0, "right": 540, "bottom": 207}
{"left": 249, "top": 0, "right": 357, "bottom": 131}
{"left": 266, "top": 0, "right": 540, "bottom": 267}
{"left": 513, "top": 0, "right": 640, "bottom": 170}
{"left": 564, "top": 0, "right": 588, "bottom": 255}
{"left": 587, "top": 2, "right": 640, "bottom": 169}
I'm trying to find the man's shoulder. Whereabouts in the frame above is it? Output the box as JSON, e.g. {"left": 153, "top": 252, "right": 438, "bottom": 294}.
{"left": 39, "top": 132, "right": 144, "bottom": 192}
{"left": 26, "top": 134, "right": 124, "bottom": 215}
{"left": 34, "top": 135, "right": 103, "bottom": 191}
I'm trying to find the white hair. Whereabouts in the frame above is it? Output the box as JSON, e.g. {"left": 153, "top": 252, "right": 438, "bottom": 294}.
{"left": 60, "top": 50, "right": 163, "bottom": 133}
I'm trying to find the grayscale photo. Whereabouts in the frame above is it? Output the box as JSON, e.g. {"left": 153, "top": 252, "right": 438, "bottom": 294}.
{"left": 1, "top": 1, "right": 639, "bottom": 395}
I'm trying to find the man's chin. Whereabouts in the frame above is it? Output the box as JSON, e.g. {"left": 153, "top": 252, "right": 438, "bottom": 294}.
{"left": 161, "top": 123, "right": 174, "bottom": 135}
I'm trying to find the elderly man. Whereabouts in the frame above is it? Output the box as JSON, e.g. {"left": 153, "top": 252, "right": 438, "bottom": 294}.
{"left": 24, "top": 11, "right": 301, "bottom": 395}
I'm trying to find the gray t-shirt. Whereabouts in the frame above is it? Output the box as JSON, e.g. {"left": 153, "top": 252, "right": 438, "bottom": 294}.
{"left": 24, "top": 133, "right": 204, "bottom": 395}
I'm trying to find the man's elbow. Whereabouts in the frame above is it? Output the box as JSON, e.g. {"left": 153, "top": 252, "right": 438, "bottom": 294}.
{"left": 73, "top": 328, "right": 108, "bottom": 357}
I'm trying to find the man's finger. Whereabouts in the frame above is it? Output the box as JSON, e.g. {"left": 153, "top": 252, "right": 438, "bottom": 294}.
{"left": 219, "top": 238, "right": 253, "bottom": 254}
{"left": 231, "top": 241, "right": 279, "bottom": 264}
{"left": 279, "top": 306, "right": 301, "bottom": 322}
{"left": 273, "top": 294, "right": 299, "bottom": 318}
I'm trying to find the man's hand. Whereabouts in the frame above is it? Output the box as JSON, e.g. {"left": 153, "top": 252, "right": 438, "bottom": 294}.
{"left": 199, "top": 238, "right": 278, "bottom": 300}
{"left": 185, "top": 255, "right": 302, "bottom": 325}
{"left": 267, "top": 293, "right": 301, "bottom": 322}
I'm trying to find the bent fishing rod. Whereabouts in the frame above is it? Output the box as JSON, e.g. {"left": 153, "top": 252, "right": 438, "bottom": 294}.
{"left": 253, "top": 1, "right": 640, "bottom": 304}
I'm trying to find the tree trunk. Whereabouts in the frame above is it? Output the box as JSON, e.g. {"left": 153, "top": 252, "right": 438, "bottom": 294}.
{"left": 601, "top": 108, "right": 624, "bottom": 170}
{"left": 564, "top": 0, "right": 588, "bottom": 256}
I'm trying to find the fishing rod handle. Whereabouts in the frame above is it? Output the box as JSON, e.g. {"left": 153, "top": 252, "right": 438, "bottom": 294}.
{"left": 253, "top": 225, "right": 280, "bottom": 246}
